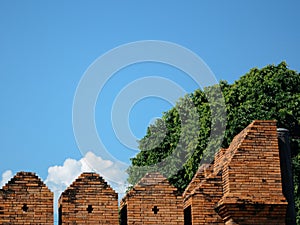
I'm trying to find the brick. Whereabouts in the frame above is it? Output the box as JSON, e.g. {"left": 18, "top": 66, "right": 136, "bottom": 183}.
{"left": 0, "top": 172, "right": 53, "bottom": 224}
{"left": 58, "top": 172, "right": 118, "bottom": 225}
{"left": 120, "top": 172, "right": 184, "bottom": 225}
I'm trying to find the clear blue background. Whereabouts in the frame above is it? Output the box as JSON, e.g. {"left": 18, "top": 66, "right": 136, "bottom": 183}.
{"left": 0, "top": 0, "right": 299, "bottom": 181}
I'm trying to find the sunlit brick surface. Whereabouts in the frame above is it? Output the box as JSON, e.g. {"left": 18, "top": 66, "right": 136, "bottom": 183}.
{"left": 0, "top": 172, "right": 53, "bottom": 224}
{"left": 58, "top": 172, "right": 119, "bottom": 225}
{"left": 184, "top": 120, "right": 287, "bottom": 224}
{"left": 120, "top": 172, "right": 184, "bottom": 225}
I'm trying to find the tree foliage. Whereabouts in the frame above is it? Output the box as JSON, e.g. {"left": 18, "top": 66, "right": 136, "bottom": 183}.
{"left": 127, "top": 62, "right": 300, "bottom": 223}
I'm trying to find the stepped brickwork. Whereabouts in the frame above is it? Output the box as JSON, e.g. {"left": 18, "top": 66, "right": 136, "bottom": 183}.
{"left": 0, "top": 171, "right": 53, "bottom": 224}
{"left": 58, "top": 172, "right": 119, "bottom": 225}
{"left": 183, "top": 163, "right": 224, "bottom": 224}
{"left": 183, "top": 120, "right": 288, "bottom": 224}
{"left": 120, "top": 172, "right": 184, "bottom": 225}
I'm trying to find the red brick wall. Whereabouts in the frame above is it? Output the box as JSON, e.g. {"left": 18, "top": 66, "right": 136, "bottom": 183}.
{"left": 183, "top": 163, "right": 224, "bottom": 224}
{"left": 0, "top": 171, "right": 53, "bottom": 224}
{"left": 0, "top": 120, "right": 290, "bottom": 225}
{"left": 120, "top": 172, "right": 184, "bottom": 225}
{"left": 184, "top": 120, "right": 288, "bottom": 225}
{"left": 58, "top": 172, "right": 119, "bottom": 225}
{"left": 215, "top": 120, "right": 287, "bottom": 224}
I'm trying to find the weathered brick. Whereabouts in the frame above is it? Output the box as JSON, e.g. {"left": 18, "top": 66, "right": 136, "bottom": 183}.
{"left": 183, "top": 120, "right": 287, "bottom": 225}
{"left": 58, "top": 172, "right": 119, "bottom": 225}
{"left": 120, "top": 172, "right": 184, "bottom": 225}
{"left": 0, "top": 171, "right": 53, "bottom": 224}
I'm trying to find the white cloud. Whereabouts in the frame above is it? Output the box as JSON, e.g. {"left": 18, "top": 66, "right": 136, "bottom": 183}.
{"left": 0, "top": 170, "right": 13, "bottom": 188}
{"left": 45, "top": 151, "right": 128, "bottom": 194}
{"left": 80, "top": 151, "right": 128, "bottom": 184}
{"left": 45, "top": 158, "right": 82, "bottom": 194}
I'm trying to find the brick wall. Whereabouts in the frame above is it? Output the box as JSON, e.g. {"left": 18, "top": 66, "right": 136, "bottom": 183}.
{"left": 215, "top": 120, "right": 287, "bottom": 224}
{"left": 183, "top": 120, "right": 288, "bottom": 225}
{"left": 120, "top": 172, "right": 184, "bottom": 225}
{"left": 58, "top": 172, "right": 119, "bottom": 225}
{"left": 0, "top": 171, "right": 53, "bottom": 224}
{"left": 183, "top": 163, "right": 223, "bottom": 224}
{"left": 0, "top": 120, "right": 292, "bottom": 225}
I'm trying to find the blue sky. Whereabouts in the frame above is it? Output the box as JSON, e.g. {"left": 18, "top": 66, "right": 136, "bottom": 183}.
{"left": 0, "top": 0, "right": 299, "bottom": 221}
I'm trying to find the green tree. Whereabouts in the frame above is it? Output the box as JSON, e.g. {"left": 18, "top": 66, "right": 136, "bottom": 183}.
{"left": 127, "top": 62, "right": 300, "bottom": 222}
